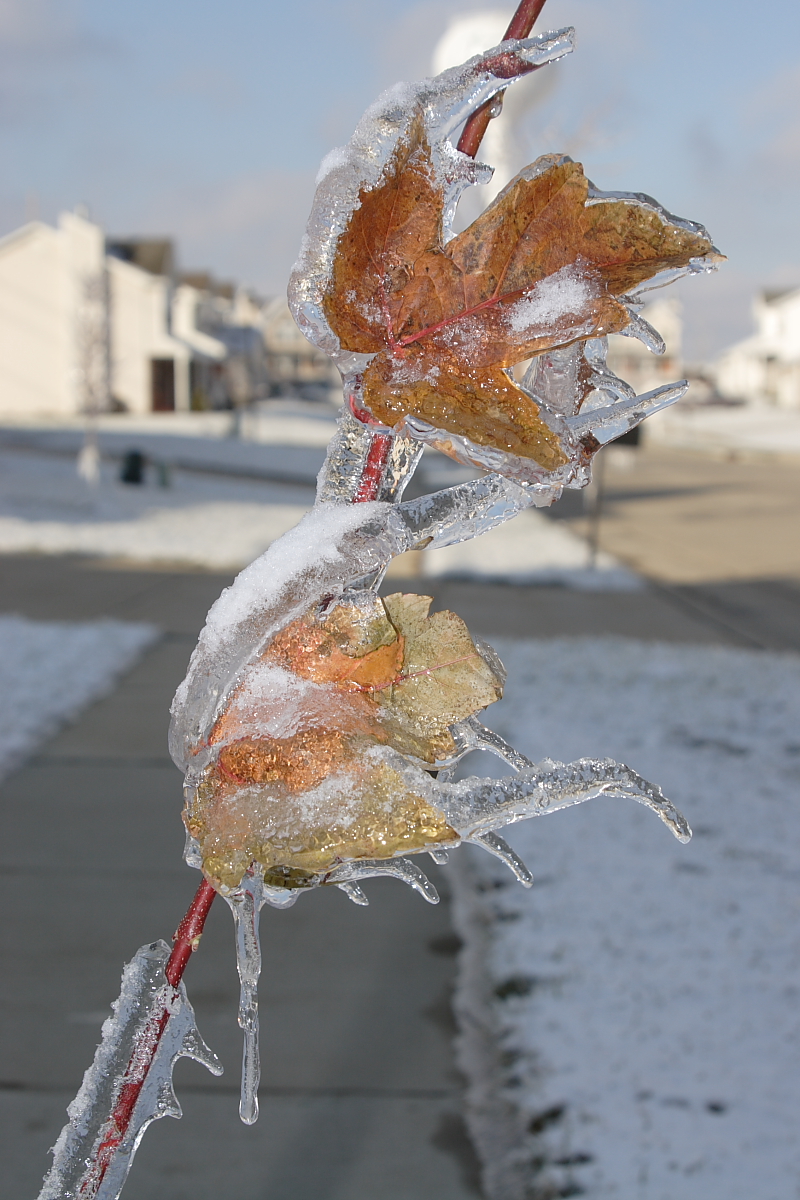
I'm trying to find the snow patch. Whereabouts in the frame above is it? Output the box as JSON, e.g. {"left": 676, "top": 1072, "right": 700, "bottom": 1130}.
{"left": 0, "top": 615, "right": 158, "bottom": 779}
{"left": 315, "top": 145, "right": 349, "bottom": 186}
{"left": 451, "top": 636, "right": 800, "bottom": 1200}
{"left": 198, "top": 501, "right": 390, "bottom": 654}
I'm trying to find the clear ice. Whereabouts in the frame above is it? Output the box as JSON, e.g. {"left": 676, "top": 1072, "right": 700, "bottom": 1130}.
{"left": 43, "top": 17, "right": 717, "bottom": 1195}
{"left": 225, "top": 867, "right": 270, "bottom": 1124}
{"left": 38, "top": 941, "right": 221, "bottom": 1200}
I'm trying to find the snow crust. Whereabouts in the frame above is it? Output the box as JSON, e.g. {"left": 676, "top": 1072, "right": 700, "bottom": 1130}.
{"left": 197, "top": 501, "right": 390, "bottom": 655}
{"left": 506, "top": 264, "right": 596, "bottom": 335}
{"left": 451, "top": 636, "right": 800, "bottom": 1200}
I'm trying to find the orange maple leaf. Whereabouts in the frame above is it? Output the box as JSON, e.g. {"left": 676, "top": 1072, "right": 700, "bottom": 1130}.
{"left": 323, "top": 110, "right": 716, "bottom": 468}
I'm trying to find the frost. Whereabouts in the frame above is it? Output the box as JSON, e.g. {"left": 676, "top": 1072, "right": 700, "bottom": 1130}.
{"left": 218, "top": 665, "right": 328, "bottom": 741}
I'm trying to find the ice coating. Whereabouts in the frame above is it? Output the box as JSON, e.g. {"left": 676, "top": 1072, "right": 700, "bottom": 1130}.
{"left": 315, "top": 406, "right": 423, "bottom": 506}
{"left": 163, "top": 21, "right": 718, "bottom": 1135}
{"left": 48, "top": 13, "right": 718, "bottom": 1186}
{"left": 38, "top": 941, "right": 221, "bottom": 1200}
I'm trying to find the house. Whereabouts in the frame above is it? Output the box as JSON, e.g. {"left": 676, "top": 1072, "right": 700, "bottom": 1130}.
{"left": 181, "top": 273, "right": 272, "bottom": 408}
{"left": 106, "top": 237, "right": 228, "bottom": 413}
{"left": 260, "top": 296, "right": 339, "bottom": 400}
{"left": 0, "top": 210, "right": 235, "bottom": 417}
{"left": 713, "top": 287, "right": 800, "bottom": 408}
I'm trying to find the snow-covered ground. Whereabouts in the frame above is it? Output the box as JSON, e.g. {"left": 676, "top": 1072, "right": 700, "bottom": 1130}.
{"left": 451, "top": 637, "right": 800, "bottom": 1200}
{"left": 0, "top": 447, "right": 313, "bottom": 569}
{"left": 0, "top": 402, "right": 340, "bottom": 449}
{"left": 0, "top": 432, "right": 636, "bottom": 585}
{"left": 422, "top": 506, "right": 640, "bottom": 590}
{"left": 0, "top": 615, "right": 157, "bottom": 780}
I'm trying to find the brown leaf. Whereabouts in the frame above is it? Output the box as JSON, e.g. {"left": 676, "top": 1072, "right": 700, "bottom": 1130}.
{"left": 191, "top": 592, "right": 504, "bottom": 888}
{"left": 322, "top": 107, "right": 442, "bottom": 354}
{"left": 382, "top": 593, "right": 504, "bottom": 758}
{"left": 323, "top": 124, "right": 717, "bottom": 464}
{"left": 363, "top": 349, "right": 570, "bottom": 469}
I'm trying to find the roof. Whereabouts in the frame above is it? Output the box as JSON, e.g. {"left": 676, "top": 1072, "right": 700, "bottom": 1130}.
{"left": 762, "top": 286, "right": 800, "bottom": 305}
{"left": 106, "top": 238, "right": 174, "bottom": 277}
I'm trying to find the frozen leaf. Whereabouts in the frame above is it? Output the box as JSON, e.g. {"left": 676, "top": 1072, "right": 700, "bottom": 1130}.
{"left": 185, "top": 593, "right": 503, "bottom": 890}
{"left": 322, "top": 117, "right": 718, "bottom": 466}
{"left": 382, "top": 593, "right": 503, "bottom": 757}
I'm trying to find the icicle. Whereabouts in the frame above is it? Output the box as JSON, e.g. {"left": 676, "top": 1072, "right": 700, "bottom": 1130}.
{"left": 619, "top": 308, "right": 666, "bottom": 354}
{"left": 470, "top": 830, "right": 534, "bottom": 887}
{"left": 39, "top": 941, "right": 221, "bottom": 1200}
{"left": 327, "top": 856, "right": 441, "bottom": 904}
{"left": 439, "top": 757, "right": 692, "bottom": 844}
{"left": 337, "top": 880, "right": 370, "bottom": 905}
{"left": 457, "top": 715, "right": 535, "bottom": 772}
{"left": 567, "top": 381, "right": 688, "bottom": 446}
{"left": 224, "top": 867, "right": 269, "bottom": 1125}
{"left": 398, "top": 472, "right": 534, "bottom": 550}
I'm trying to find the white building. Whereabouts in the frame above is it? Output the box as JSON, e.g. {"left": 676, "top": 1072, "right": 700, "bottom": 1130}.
{"left": 714, "top": 287, "right": 800, "bottom": 408}
{"left": 260, "top": 296, "right": 338, "bottom": 399}
{"left": 0, "top": 210, "right": 228, "bottom": 418}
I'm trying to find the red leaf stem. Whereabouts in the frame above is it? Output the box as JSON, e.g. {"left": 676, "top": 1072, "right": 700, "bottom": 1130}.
{"left": 457, "top": 0, "right": 548, "bottom": 159}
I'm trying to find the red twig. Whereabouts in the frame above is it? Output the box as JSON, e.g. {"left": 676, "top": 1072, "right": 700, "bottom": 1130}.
{"left": 354, "top": 434, "right": 393, "bottom": 502}
{"left": 165, "top": 877, "right": 218, "bottom": 986}
{"left": 457, "top": 0, "right": 549, "bottom": 159}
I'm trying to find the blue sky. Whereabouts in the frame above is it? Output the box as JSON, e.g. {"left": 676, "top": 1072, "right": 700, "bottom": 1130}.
{"left": 1, "top": 0, "right": 798, "bottom": 359}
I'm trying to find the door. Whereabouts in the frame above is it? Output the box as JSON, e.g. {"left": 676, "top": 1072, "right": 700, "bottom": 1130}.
{"left": 151, "top": 358, "right": 175, "bottom": 411}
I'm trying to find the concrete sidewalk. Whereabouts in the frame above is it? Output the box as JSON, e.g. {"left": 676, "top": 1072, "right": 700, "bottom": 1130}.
{"left": 0, "top": 556, "right": 478, "bottom": 1200}
{"left": 554, "top": 443, "right": 800, "bottom": 588}
{"left": 1, "top": 527, "right": 798, "bottom": 1199}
